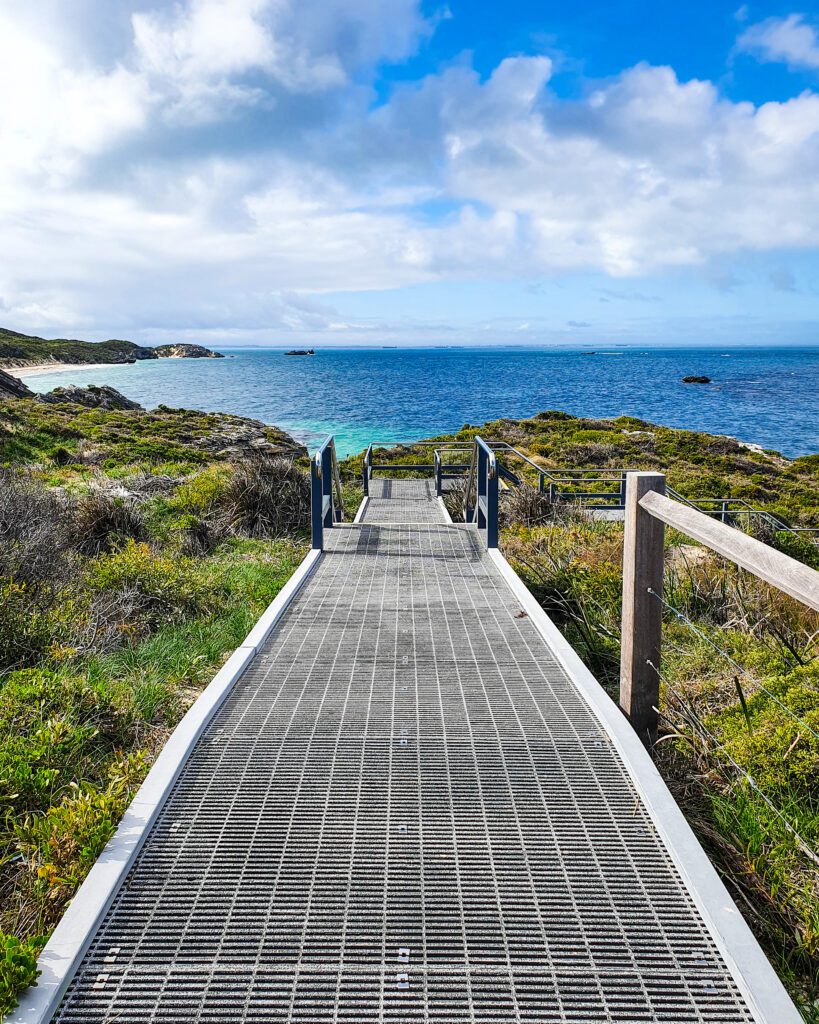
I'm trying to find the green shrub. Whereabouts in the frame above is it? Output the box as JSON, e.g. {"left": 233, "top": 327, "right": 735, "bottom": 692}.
{"left": 219, "top": 457, "right": 310, "bottom": 538}
{"left": 0, "top": 669, "right": 129, "bottom": 813}
{"left": 0, "top": 580, "right": 62, "bottom": 671}
{"left": 170, "top": 466, "right": 229, "bottom": 514}
{"left": 85, "top": 541, "right": 214, "bottom": 624}
{"left": 69, "top": 492, "right": 146, "bottom": 555}
{"left": 0, "top": 933, "right": 45, "bottom": 1017}
{"left": 15, "top": 753, "right": 147, "bottom": 904}
{"left": 774, "top": 532, "right": 819, "bottom": 571}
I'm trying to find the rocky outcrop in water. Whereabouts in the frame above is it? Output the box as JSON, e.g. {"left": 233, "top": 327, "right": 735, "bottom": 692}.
{"left": 152, "top": 344, "right": 224, "bottom": 359}
{"left": 682, "top": 375, "right": 712, "bottom": 384}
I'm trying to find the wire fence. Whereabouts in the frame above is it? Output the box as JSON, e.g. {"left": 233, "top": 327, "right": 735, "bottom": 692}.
{"left": 644, "top": 584, "right": 819, "bottom": 869}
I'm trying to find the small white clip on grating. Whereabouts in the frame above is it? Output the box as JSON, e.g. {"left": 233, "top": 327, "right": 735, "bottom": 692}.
{"left": 93, "top": 974, "right": 109, "bottom": 990}
{"left": 396, "top": 972, "right": 409, "bottom": 989}
{"left": 397, "top": 947, "right": 410, "bottom": 963}
{"left": 103, "top": 947, "right": 120, "bottom": 964}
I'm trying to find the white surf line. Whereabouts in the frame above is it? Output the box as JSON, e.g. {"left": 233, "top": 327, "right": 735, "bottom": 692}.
{"left": 487, "top": 547, "right": 802, "bottom": 1024}
{"left": 12, "top": 548, "right": 322, "bottom": 1024}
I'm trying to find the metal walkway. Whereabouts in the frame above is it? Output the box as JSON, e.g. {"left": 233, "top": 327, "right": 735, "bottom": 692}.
{"left": 26, "top": 478, "right": 798, "bottom": 1023}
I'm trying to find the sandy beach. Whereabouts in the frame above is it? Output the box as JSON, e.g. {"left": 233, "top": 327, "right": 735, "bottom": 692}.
{"left": 4, "top": 361, "right": 128, "bottom": 378}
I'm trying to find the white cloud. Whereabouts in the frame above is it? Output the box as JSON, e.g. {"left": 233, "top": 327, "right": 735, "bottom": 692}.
{"left": 2, "top": 2, "right": 819, "bottom": 339}
{"left": 0, "top": 11, "right": 150, "bottom": 183}
{"left": 738, "top": 13, "right": 819, "bottom": 70}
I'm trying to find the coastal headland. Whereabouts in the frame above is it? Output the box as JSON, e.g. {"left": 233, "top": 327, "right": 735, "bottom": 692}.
{"left": 0, "top": 326, "right": 222, "bottom": 374}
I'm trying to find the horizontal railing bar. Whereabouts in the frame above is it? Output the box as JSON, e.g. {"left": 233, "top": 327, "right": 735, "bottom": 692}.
{"left": 571, "top": 492, "right": 625, "bottom": 501}
{"left": 371, "top": 463, "right": 435, "bottom": 471}
{"left": 369, "top": 440, "right": 470, "bottom": 447}
{"left": 548, "top": 477, "right": 625, "bottom": 484}
{"left": 639, "top": 490, "right": 819, "bottom": 612}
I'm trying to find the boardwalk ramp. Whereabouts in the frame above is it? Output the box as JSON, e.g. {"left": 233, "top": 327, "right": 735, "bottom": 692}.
{"left": 15, "top": 472, "right": 800, "bottom": 1023}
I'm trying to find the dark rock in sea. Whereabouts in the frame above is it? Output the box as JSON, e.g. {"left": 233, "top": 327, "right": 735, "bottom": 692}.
{"left": 152, "top": 343, "right": 223, "bottom": 359}
{"left": 40, "top": 385, "right": 144, "bottom": 411}
{"left": 0, "top": 367, "right": 35, "bottom": 399}
{"left": 284, "top": 349, "right": 315, "bottom": 356}
{"left": 682, "top": 375, "right": 712, "bottom": 384}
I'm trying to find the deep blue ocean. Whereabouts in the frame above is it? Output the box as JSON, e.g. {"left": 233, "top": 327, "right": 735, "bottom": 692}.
{"left": 24, "top": 347, "right": 819, "bottom": 459}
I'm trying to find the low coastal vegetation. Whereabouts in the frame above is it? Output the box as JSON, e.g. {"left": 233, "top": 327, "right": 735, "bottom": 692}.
{"left": 0, "top": 394, "right": 817, "bottom": 1017}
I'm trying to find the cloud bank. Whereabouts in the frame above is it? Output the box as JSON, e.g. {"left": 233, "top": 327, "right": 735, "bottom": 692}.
{"left": 1, "top": 0, "right": 819, "bottom": 340}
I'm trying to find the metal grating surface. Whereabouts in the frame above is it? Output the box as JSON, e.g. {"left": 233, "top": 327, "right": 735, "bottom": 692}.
{"left": 53, "top": 513, "right": 756, "bottom": 1023}
{"left": 361, "top": 478, "right": 446, "bottom": 523}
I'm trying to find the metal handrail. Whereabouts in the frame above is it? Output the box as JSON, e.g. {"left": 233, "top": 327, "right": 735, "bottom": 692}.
{"left": 360, "top": 437, "right": 818, "bottom": 546}
{"left": 666, "top": 485, "right": 815, "bottom": 542}
{"left": 362, "top": 444, "right": 373, "bottom": 495}
{"left": 311, "top": 436, "right": 344, "bottom": 550}
{"left": 458, "top": 437, "right": 499, "bottom": 546}
{"left": 464, "top": 443, "right": 477, "bottom": 523}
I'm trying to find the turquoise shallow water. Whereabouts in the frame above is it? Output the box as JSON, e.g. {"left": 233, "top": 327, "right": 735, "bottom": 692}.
{"left": 24, "top": 347, "right": 819, "bottom": 459}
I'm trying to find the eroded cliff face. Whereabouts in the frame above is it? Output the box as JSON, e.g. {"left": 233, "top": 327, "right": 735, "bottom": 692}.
{"left": 0, "top": 368, "right": 34, "bottom": 399}
{"left": 152, "top": 344, "right": 224, "bottom": 359}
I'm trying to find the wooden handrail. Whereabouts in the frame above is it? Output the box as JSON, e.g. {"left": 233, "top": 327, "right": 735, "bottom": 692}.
{"left": 639, "top": 489, "right": 819, "bottom": 612}
{"left": 619, "top": 475, "right": 819, "bottom": 744}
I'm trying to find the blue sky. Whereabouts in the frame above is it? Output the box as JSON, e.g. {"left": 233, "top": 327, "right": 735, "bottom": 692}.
{"left": 1, "top": 0, "right": 819, "bottom": 347}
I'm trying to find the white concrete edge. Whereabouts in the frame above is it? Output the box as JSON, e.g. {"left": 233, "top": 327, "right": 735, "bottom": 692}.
{"left": 437, "top": 496, "right": 454, "bottom": 523}
{"left": 352, "top": 497, "right": 369, "bottom": 524}
{"left": 488, "top": 548, "right": 802, "bottom": 1024}
{"left": 242, "top": 548, "right": 321, "bottom": 650}
{"left": 11, "top": 548, "right": 322, "bottom": 1024}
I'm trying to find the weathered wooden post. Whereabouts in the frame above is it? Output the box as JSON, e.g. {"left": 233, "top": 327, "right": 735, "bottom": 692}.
{"left": 620, "top": 471, "right": 666, "bottom": 744}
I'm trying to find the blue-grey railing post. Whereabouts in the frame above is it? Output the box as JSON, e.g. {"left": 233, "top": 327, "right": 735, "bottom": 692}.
{"left": 362, "top": 445, "right": 371, "bottom": 496}
{"left": 538, "top": 472, "right": 545, "bottom": 494}
{"left": 485, "top": 453, "right": 498, "bottom": 548}
{"left": 434, "top": 450, "right": 442, "bottom": 496}
{"left": 321, "top": 445, "right": 334, "bottom": 527}
{"left": 473, "top": 436, "right": 498, "bottom": 549}
{"left": 477, "top": 444, "right": 487, "bottom": 532}
{"left": 619, "top": 472, "right": 627, "bottom": 509}
{"left": 311, "top": 452, "right": 324, "bottom": 550}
